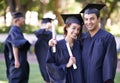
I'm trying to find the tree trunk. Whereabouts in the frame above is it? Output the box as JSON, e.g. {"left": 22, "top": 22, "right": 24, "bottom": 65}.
{"left": 7, "top": 0, "right": 16, "bottom": 12}
{"left": 39, "top": 1, "right": 46, "bottom": 15}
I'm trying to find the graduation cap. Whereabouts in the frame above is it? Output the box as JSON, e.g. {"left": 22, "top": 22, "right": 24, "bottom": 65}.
{"left": 80, "top": 3, "right": 105, "bottom": 15}
{"left": 61, "top": 14, "right": 84, "bottom": 25}
{"left": 12, "top": 12, "right": 24, "bottom": 19}
{"left": 41, "top": 18, "right": 53, "bottom": 23}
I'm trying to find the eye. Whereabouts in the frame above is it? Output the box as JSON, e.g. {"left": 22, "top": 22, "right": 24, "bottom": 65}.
{"left": 84, "top": 17, "right": 88, "bottom": 21}
{"left": 72, "top": 26, "right": 76, "bottom": 30}
{"left": 90, "top": 17, "right": 95, "bottom": 20}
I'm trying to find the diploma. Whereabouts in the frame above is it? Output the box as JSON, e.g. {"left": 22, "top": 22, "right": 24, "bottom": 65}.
{"left": 52, "top": 22, "right": 56, "bottom": 53}
{"left": 66, "top": 42, "right": 77, "bottom": 69}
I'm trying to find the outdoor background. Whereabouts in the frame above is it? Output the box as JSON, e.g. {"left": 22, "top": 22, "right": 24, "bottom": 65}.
{"left": 0, "top": 0, "right": 120, "bottom": 83}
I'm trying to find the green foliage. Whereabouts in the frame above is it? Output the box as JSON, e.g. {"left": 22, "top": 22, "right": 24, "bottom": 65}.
{"left": 22, "top": 24, "right": 39, "bottom": 34}
{"left": 0, "top": 26, "right": 10, "bottom": 33}
{"left": 46, "top": 0, "right": 55, "bottom": 11}
{"left": 105, "top": 23, "right": 120, "bottom": 37}
{"left": 21, "top": 0, "right": 29, "bottom": 5}
{"left": 0, "top": 25, "right": 39, "bottom": 34}
{"left": 0, "top": 0, "right": 6, "bottom": 16}
{"left": 0, "top": 42, "right": 4, "bottom": 53}
{"left": 56, "top": 26, "right": 64, "bottom": 35}
{"left": 0, "top": 0, "right": 120, "bottom": 35}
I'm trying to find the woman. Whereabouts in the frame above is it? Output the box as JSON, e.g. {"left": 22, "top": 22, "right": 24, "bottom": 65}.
{"left": 46, "top": 14, "right": 84, "bottom": 83}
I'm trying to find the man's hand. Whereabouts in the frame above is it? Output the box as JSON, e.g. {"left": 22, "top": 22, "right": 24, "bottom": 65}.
{"left": 15, "top": 60, "right": 20, "bottom": 68}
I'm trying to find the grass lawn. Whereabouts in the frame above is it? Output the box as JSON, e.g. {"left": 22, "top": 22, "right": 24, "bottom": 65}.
{"left": 0, "top": 61, "right": 120, "bottom": 83}
{"left": 0, "top": 61, "right": 44, "bottom": 83}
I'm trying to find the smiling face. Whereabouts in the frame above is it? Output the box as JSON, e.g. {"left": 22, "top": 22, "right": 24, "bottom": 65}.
{"left": 66, "top": 23, "right": 81, "bottom": 40}
{"left": 84, "top": 13, "right": 100, "bottom": 32}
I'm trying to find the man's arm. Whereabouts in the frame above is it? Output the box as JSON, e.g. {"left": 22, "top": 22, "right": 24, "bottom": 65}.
{"left": 13, "top": 46, "right": 20, "bottom": 68}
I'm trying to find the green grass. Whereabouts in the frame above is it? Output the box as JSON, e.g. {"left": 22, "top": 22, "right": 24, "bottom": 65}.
{"left": 115, "top": 72, "right": 120, "bottom": 83}
{"left": 0, "top": 61, "right": 44, "bottom": 83}
{"left": 0, "top": 61, "right": 120, "bottom": 83}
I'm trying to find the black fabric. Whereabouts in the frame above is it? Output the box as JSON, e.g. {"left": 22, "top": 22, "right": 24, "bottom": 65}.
{"left": 4, "top": 25, "right": 31, "bottom": 83}
{"left": 61, "top": 14, "right": 84, "bottom": 25}
{"left": 81, "top": 29, "right": 117, "bottom": 83}
{"left": 34, "top": 29, "right": 52, "bottom": 82}
{"left": 46, "top": 39, "right": 85, "bottom": 83}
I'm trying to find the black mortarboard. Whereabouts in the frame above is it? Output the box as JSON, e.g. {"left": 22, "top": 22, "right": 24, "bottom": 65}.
{"left": 61, "top": 14, "right": 84, "bottom": 25}
{"left": 41, "top": 18, "right": 53, "bottom": 23}
{"left": 12, "top": 12, "right": 24, "bottom": 19}
{"left": 80, "top": 3, "right": 105, "bottom": 14}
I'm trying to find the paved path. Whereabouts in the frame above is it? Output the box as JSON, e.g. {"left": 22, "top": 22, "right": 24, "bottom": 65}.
{"left": 0, "top": 34, "right": 120, "bottom": 50}
{"left": 0, "top": 53, "right": 120, "bottom": 72}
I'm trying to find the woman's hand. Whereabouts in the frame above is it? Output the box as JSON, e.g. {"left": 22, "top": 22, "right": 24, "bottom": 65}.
{"left": 66, "top": 56, "right": 76, "bottom": 68}
{"left": 48, "top": 39, "right": 57, "bottom": 47}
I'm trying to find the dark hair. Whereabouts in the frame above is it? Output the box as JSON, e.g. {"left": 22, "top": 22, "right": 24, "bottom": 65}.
{"left": 84, "top": 8, "right": 100, "bottom": 18}
{"left": 64, "top": 23, "right": 71, "bottom": 36}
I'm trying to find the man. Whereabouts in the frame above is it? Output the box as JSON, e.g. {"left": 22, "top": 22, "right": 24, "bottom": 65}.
{"left": 80, "top": 3, "right": 117, "bottom": 83}
{"left": 34, "top": 18, "right": 53, "bottom": 83}
{"left": 4, "top": 12, "right": 31, "bottom": 83}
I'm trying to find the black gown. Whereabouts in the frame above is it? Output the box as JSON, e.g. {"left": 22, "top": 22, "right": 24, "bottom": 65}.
{"left": 81, "top": 29, "right": 117, "bottom": 83}
{"left": 4, "top": 26, "right": 31, "bottom": 83}
{"left": 46, "top": 39, "right": 84, "bottom": 83}
{"left": 34, "top": 29, "right": 52, "bottom": 82}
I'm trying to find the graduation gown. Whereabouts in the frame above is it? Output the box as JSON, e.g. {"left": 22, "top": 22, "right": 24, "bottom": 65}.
{"left": 34, "top": 29, "right": 52, "bottom": 82}
{"left": 4, "top": 26, "right": 31, "bottom": 83}
{"left": 81, "top": 29, "right": 117, "bottom": 83}
{"left": 46, "top": 39, "right": 84, "bottom": 83}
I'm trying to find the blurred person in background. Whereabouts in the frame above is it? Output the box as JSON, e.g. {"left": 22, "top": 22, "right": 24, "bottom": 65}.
{"left": 4, "top": 12, "right": 31, "bottom": 83}
{"left": 34, "top": 18, "right": 53, "bottom": 83}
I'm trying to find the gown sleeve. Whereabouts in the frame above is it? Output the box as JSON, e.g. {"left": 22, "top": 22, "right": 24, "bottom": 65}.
{"left": 4, "top": 41, "right": 11, "bottom": 78}
{"left": 34, "top": 29, "right": 52, "bottom": 39}
{"left": 102, "top": 35, "right": 117, "bottom": 82}
{"left": 46, "top": 47, "right": 67, "bottom": 83}
{"left": 9, "top": 29, "right": 31, "bottom": 50}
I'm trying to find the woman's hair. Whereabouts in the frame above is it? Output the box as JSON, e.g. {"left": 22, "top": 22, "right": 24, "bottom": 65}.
{"left": 64, "top": 23, "right": 71, "bottom": 36}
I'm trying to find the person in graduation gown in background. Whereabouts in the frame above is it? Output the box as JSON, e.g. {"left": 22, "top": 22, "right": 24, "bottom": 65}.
{"left": 80, "top": 3, "right": 117, "bottom": 83}
{"left": 46, "top": 14, "right": 84, "bottom": 83}
{"left": 34, "top": 18, "right": 52, "bottom": 83}
{"left": 4, "top": 12, "right": 31, "bottom": 83}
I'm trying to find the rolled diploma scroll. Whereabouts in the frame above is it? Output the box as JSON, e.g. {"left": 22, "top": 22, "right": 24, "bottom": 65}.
{"left": 66, "top": 42, "right": 77, "bottom": 69}
{"left": 52, "top": 22, "right": 56, "bottom": 53}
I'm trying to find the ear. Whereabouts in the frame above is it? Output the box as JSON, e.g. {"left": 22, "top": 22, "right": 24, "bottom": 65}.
{"left": 15, "top": 18, "right": 20, "bottom": 23}
{"left": 98, "top": 17, "right": 101, "bottom": 22}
